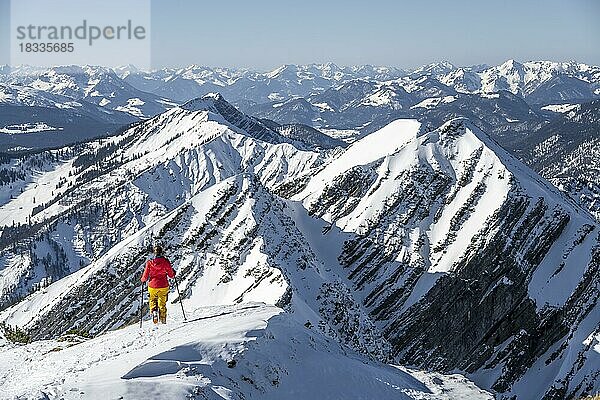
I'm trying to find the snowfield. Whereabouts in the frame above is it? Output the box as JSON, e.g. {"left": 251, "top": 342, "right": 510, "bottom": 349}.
{"left": 0, "top": 122, "right": 62, "bottom": 135}
{"left": 0, "top": 303, "right": 492, "bottom": 400}
{"left": 540, "top": 104, "right": 580, "bottom": 114}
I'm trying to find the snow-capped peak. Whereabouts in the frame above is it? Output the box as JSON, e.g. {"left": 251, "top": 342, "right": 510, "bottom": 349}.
{"left": 180, "top": 92, "right": 227, "bottom": 112}
{"left": 499, "top": 59, "right": 524, "bottom": 71}
{"left": 266, "top": 64, "right": 298, "bottom": 79}
{"left": 179, "top": 93, "right": 285, "bottom": 145}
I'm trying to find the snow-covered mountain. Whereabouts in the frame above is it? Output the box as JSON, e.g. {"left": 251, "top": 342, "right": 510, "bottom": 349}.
{"left": 0, "top": 95, "right": 598, "bottom": 399}
{"left": 0, "top": 83, "right": 137, "bottom": 151}
{"left": 118, "top": 65, "right": 246, "bottom": 103}
{"left": 5, "top": 60, "right": 599, "bottom": 118}
{"left": 115, "top": 60, "right": 600, "bottom": 110}
{"left": 2, "top": 59, "right": 598, "bottom": 155}
{"left": 519, "top": 99, "right": 600, "bottom": 220}
{"left": 30, "top": 66, "right": 174, "bottom": 118}
{"left": 252, "top": 79, "right": 544, "bottom": 145}
{"left": 0, "top": 93, "right": 328, "bottom": 307}
{"left": 421, "top": 59, "right": 600, "bottom": 103}
{"left": 0, "top": 94, "right": 491, "bottom": 399}
{"left": 4, "top": 65, "right": 175, "bottom": 118}
{"left": 439, "top": 67, "right": 483, "bottom": 93}
{"left": 247, "top": 60, "right": 599, "bottom": 131}
{"left": 0, "top": 66, "right": 178, "bottom": 152}
{"left": 215, "top": 60, "right": 600, "bottom": 220}
{"left": 476, "top": 60, "right": 600, "bottom": 101}
{"left": 291, "top": 117, "right": 600, "bottom": 399}
{"left": 118, "top": 63, "right": 407, "bottom": 105}
{"left": 259, "top": 119, "right": 347, "bottom": 150}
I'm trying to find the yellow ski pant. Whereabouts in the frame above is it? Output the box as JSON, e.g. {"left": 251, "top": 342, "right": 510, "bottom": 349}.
{"left": 148, "top": 286, "right": 169, "bottom": 322}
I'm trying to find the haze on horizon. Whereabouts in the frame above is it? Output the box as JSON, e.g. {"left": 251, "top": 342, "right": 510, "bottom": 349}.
{"left": 149, "top": 0, "right": 600, "bottom": 70}
{"left": 0, "top": 0, "right": 599, "bottom": 70}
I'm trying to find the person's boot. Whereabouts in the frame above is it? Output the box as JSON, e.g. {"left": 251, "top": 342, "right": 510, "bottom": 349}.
{"left": 152, "top": 309, "right": 159, "bottom": 324}
{"left": 159, "top": 309, "right": 166, "bottom": 324}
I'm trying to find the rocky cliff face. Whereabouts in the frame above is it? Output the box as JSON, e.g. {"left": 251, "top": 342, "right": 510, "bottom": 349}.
{"left": 293, "top": 118, "right": 600, "bottom": 399}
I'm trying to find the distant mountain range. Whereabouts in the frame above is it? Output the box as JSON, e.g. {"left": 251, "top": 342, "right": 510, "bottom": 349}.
{"left": 0, "top": 60, "right": 598, "bottom": 149}
{"left": 0, "top": 59, "right": 596, "bottom": 152}
{"left": 1, "top": 59, "right": 598, "bottom": 217}
{"left": 0, "top": 65, "right": 176, "bottom": 151}
{"left": 114, "top": 60, "right": 600, "bottom": 106}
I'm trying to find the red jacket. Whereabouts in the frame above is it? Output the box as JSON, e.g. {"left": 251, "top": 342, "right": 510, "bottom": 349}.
{"left": 141, "top": 257, "right": 175, "bottom": 289}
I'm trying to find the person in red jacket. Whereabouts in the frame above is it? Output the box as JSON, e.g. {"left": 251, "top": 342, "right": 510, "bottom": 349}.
{"left": 141, "top": 244, "right": 175, "bottom": 324}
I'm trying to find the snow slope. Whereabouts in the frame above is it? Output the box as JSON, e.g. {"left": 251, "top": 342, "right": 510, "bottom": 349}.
{"left": 0, "top": 170, "right": 491, "bottom": 399}
{"left": 0, "top": 94, "right": 327, "bottom": 306}
{"left": 0, "top": 303, "right": 492, "bottom": 400}
{"left": 292, "top": 118, "right": 600, "bottom": 399}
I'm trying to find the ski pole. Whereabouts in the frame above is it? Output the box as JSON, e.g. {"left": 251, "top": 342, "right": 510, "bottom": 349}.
{"left": 173, "top": 275, "right": 187, "bottom": 321}
{"left": 139, "top": 280, "right": 144, "bottom": 328}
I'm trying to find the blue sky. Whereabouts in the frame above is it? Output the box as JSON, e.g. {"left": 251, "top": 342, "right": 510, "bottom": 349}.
{"left": 1, "top": 0, "right": 599, "bottom": 69}
{"left": 149, "top": 0, "right": 600, "bottom": 69}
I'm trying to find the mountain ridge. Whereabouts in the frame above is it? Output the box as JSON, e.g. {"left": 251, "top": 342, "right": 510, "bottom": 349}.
{"left": 0, "top": 94, "right": 598, "bottom": 399}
